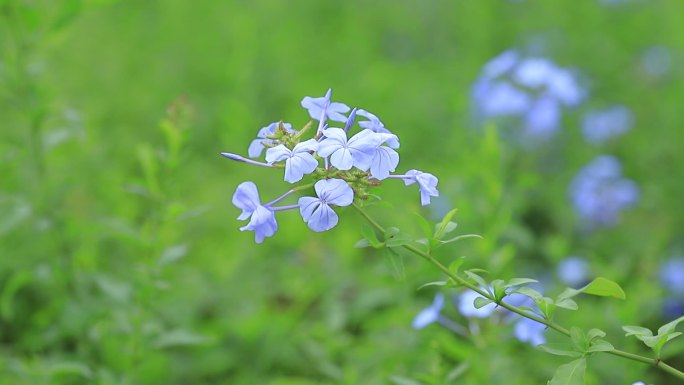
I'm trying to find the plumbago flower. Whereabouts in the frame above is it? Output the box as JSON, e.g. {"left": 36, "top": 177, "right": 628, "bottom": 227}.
{"left": 221, "top": 88, "right": 439, "bottom": 242}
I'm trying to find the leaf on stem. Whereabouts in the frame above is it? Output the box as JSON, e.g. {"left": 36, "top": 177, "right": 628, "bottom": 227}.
{"left": 547, "top": 358, "right": 586, "bottom": 385}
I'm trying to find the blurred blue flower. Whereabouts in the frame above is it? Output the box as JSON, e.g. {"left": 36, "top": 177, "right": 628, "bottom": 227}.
{"left": 558, "top": 256, "right": 590, "bottom": 287}
{"left": 412, "top": 293, "right": 445, "bottom": 329}
{"left": 301, "top": 88, "right": 350, "bottom": 123}
{"left": 582, "top": 105, "right": 633, "bottom": 145}
{"left": 570, "top": 155, "right": 639, "bottom": 227}
{"left": 663, "top": 297, "right": 684, "bottom": 319}
{"left": 458, "top": 289, "right": 496, "bottom": 318}
{"left": 318, "top": 128, "right": 378, "bottom": 171}
{"left": 248, "top": 121, "right": 295, "bottom": 158}
{"left": 640, "top": 45, "right": 672, "bottom": 79}
{"left": 232, "top": 182, "right": 278, "bottom": 243}
{"left": 513, "top": 316, "right": 546, "bottom": 346}
{"left": 471, "top": 50, "right": 585, "bottom": 141}
{"left": 298, "top": 179, "right": 354, "bottom": 232}
{"left": 357, "top": 109, "right": 400, "bottom": 148}
{"left": 660, "top": 257, "right": 684, "bottom": 295}
{"left": 631, "top": 382, "right": 653, "bottom": 385}
{"left": 265, "top": 139, "right": 319, "bottom": 183}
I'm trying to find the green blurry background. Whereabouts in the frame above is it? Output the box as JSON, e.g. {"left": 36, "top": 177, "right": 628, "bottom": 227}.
{"left": 2, "top": 0, "right": 684, "bottom": 384}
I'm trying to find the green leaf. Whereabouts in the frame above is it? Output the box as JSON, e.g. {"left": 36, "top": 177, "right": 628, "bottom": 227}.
{"left": 537, "top": 343, "right": 583, "bottom": 358}
{"left": 438, "top": 233, "right": 483, "bottom": 245}
{"left": 434, "top": 208, "right": 458, "bottom": 239}
{"left": 504, "top": 278, "right": 538, "bottom": 289}
{"left": 586, "top": 329, "right": 606, "bottom": 341}
{"left": 49, "top": 362, "right": 92, "bottom": 378}
{"left": 384, "top": 227, "right": 413, "bottom": 248}
{"left": 579, "top": 277, "right": 626, "bottom": 299}
{"left": 417, "top": 281, "right": 447, "bottom": 291}
{"left": 354, "top": 238, "right": 372, "bottom": 248}
{"left": 657, "top": 315, "right": 684, "bottom": 336}
{"left": 513, "top": 286, "right": 544, "bottom": 302}
{"left": 158, "top": 244, "right": 188, "bottom": 267}
{"left": 473, "top": 297, "right": 494, "bottom": 309}
{"left": 434, "top": 221, "right": 458, "bottom": 238}
{"left": 622, "top": 326, "right": 652, "bottom": 337}
{"left": 360, "top": 224, "right": 383, "bottom": 248}
{"left": 464, "top": 270, "right": 489, "bottom": 292}
{"left": 587, "top": 339, "right": 614, "bottom": 353}
{"left": 448, "top": 257, "right": 467, "bottom": 275}
{"left": 570, "top": 327, "right": 587, "bottom": 352}
{"left": 555, "top": 297, "right": 579, "bottom": 311}
{"left": 547, "top": 358, "right": 586, "bottom": 385}
{"left": 154, "top": 329, "right": 213, "bottom": 348}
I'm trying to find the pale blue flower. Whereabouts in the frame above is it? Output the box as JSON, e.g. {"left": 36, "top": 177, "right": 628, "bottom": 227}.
{"left": 396, "top": 169, "right": 439, "bottom": 206}
{"left": 582, "top": 105, "right": 633, "bottom": 144}
{"left": 547, "top": 68, "right": 585, "bottom": 107}
{"left": 641, "top": 45, "right": 672, "bottom": 79}
{"left": 356, "top": 109, "right": 400, "bottom": 148}
{"left": 368, "top": 133, "right": 400, "bottom": 180}
{"left": 513, "top": 58, "right": 558, "bottom": 88}
{"left": 558, "top": 256, "right": 590, "bottom": 287}
{"left": 482, "top": 49, "right": 519, "bottom": 79}
{"left": 298, "top": 179, "right": 354, "bottom": 232}
{"left": 265, "top": 139, "right": 319, "bottom": 183}
{"left": 412, "top": 293, "right": 445, "bottom": 329}
{"left": 301, "top": 88, "right": 350, "bottom": 123}
{"left": 318, "top": 128, "right": 377, "bottom": 171}
{"left": 458, "top": 289, "right": 496, "bottom": 318}
{"left": 513, "top": 317, "right": 546, "bottom": 346}
{"left": 248, "top": 122, "right": 294, "bottom": 158}
{"left": 232, "top": 182, "right": 278, "bottom": 243}
{"left": 660, "top": 257, "right": 684, "bottom": 295}
{"left": 570, "top": 155, "right": 639, "bottom": 227}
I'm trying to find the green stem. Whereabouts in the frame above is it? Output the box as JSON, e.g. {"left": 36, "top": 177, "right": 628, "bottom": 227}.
{"left": 353, "top": 204, "right": 684, "bottom": 381}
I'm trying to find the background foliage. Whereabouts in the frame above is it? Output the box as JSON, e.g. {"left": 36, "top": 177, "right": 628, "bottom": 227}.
{"left": 2, "top": 0, "right": 684, "bottom": 384}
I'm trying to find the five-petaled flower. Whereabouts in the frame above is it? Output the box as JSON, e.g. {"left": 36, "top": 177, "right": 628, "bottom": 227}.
{"left": 265, "top": 139, "right": 319, "bottom": 183}
{"left": 301, "top": 88, "right": 350, "bottom": 123}
{"left": 317, "top": 128, "right": 378, "bottom": 171}
{"left": 389, "top": 169, "right": 439, "bottom": 206}
{"left": 232, "top": 182, "right": 278, "bottom": 243}
{"left": 298, "top": 179, "right": 354, "bottom": 232}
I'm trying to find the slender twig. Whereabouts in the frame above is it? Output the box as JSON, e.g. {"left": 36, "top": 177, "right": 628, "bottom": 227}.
{"left": 353, "top": 204, "right": 684, "bottom": 381}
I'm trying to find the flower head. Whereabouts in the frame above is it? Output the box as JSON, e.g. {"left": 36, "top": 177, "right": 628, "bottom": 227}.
{"left": 265, "top": 139, "right": 319, "bottom": 183}
{"left": 301, "top": 88, "right": 350, "bottom": 123}
{"left": 402, "top": 170, "right": 439, "bottom": 206}
{"left": 660, "top": 257, "right": 684, "bottom": 295}
{"left": 412, "top": 293, "right": 445, "bottom": 329}
{"left": 298, "top": 179, "right": 354, "bottom": 232}
{"left": 232, "top": 182, "right": 278, "bottom": 243}
{"left": 557, "top": 256, "right": 590, "bottom": 287}
{"left": 248, "top": 122, "right": 295, "bottom": 158}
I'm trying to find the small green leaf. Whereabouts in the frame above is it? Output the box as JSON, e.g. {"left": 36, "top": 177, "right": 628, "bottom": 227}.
{"left": 623, "top": 325, "right": 652, "bottom": 337}
{"left": 587, "top": 339, "right": 614, "bottom": 353}
{"left": 555, "top": 297, "right": 579, "bottom": 311}
{"left": 586, "top": 329, "right": 606, "bottom": 341}
{"left": 538, "top": 343, "right": 583, "bottom": 358}
{"left": 570, "top": 327, "right": 587, "bottom": 352}
{"left": 473, "top": 297, "right": 494, "bottom": 309}
{"left": 504, "top": 278, "right": 538, "bottom": 289}
{"left": 354, "top": 238, "right": 372, "bottom": 248}
{"left": 547, "top": 358, "right": 586, "bottom": 385}
{"left": 579, "top": 277, "right": 626, "bottom": 299}
{"left": 464, "top": 270, "right": 489, "bottom": 292}
{"left": 434, "top": 208, "right": 459, "bottom": 239}
{"left": 384, "top": 227, "right": 413, "bottom": 248}
{"left": 438, "top": 234, "right": 483, "bottom": 245}
{"left": 361, "top": 224, "right": 383, "bottom": 248}
{"left": 417, "top": 281, "right": 447, "bottom": 291}
{"left": 513, "top": 286, "right": 544, "bottom": 302}
{"left": 448, "top": 257, "right": 467, "bottom": 275}
{"left": 434, "top": 221, "right": 458, "bottom": 238}
{"left": 657, "top": 315, "right": 684, "bottom": 336}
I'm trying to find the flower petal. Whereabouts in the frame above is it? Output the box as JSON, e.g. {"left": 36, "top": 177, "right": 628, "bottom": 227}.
{"left": 232, "top": 182, "right": 260, "bottom": 220}
{"left": 330, "top": 148, "right": 354, "bottom": 170}
{"left": 265, "top": 144, "right": 292, "bottom": 163}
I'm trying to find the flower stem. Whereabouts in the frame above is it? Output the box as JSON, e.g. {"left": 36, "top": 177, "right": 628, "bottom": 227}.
{"left": 352, "top": 204, "right": 684, "bottom": 381}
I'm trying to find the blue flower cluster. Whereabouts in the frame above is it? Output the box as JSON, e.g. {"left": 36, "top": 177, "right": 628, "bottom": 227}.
{"left": 222, "top": 89, "right": 439, "bottom": 243}
{"left": 581, "top": 105, "right": 633, "bottom": 145}
{"left": 570, "top": 155, "right": 639, "bottom": 228}
{"left": 471, "top": 50, "right": 584, "bottom": 141}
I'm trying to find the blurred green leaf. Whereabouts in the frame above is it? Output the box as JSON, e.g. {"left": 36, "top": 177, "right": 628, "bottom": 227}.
{"left": 538, "top": 343, "right": 583, "bottom": 358}
{"left": 434, "top": 208, "right": 458, "bottom": 239}
{"left": 547, "top": 358, "right": 586, "bottom": 385}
